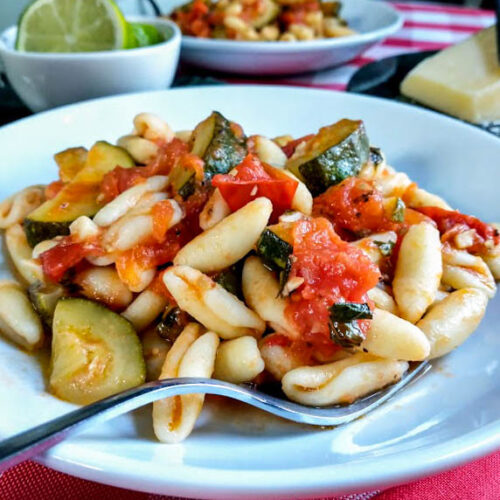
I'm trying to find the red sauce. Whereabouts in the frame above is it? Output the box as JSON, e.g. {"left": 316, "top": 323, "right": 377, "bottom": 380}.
{"left": 416, "top": 206, "right": 499, "bottom": 253}
{"left": 151, "top": 200, "right": 175, "bottom": 243}
{"left": 313, "top": 177, "right": 398, "bottom": 237}
{"left": 280, "top": 1, "right": 320, "bottom": 28}
{"left": 99, "top": 139, "right": 189, "bottom": 203}
{"left": 285, "top": 217, "right": 380, "bottom": 343}
{"left": 172, "top": 0, "right": 212, "bottom": 37}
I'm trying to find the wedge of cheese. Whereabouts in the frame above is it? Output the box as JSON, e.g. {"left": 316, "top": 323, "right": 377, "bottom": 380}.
{"left": 401, "top": 26, "right": 500, "bottom": 123}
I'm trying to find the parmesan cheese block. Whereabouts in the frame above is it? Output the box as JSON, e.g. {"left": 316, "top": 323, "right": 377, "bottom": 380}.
{"left": 400, "top": 26, "right": 500, "bottom": 123}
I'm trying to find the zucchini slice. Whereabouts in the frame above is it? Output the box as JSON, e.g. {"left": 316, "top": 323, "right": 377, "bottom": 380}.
{"left": 191, "top": 111, "right": 247, "bottom": 179}
{"left": 256, "top": 227, "right": 293, "bottom": 290}
{"left": 54, "top": 147, "right": 88, "bottom": 182}
{"left": 49, "top": 298, "right": 145, "bottom": 405}
{"left": 28, "top": 281, "right": 65, "bottom": 328}
{"left": 169, "top": 163, "right": 196, "bottom": 200}
{"left": 287, "top": 119, "right": 370, "bottom": 196}
{"left": 329, "top": 302, "right": 372, "bottom": 348}
{"left": 24, "top": 141, "right": 134, "bottom": 246}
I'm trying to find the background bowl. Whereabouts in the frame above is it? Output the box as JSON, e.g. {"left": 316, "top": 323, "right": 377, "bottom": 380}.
{"left": 0, "top": 16, "right": 180, "bottom": 112}
{"left": 169, "top": 0, "right": 403, "bottom": 75}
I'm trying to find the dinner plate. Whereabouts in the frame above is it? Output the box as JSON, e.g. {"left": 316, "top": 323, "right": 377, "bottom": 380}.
{"left": 164, "top": 0, "right": 403, "bottom": 75}
{"left": 0, "top": 86, "right": 499, "bottom": 498}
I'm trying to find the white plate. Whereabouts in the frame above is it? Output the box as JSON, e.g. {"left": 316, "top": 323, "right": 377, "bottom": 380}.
{"left": 0, "top": 86, "right": 499, "bottom": 499}
{"left": 169, "top": 0, "right": 403, "bottom": 75}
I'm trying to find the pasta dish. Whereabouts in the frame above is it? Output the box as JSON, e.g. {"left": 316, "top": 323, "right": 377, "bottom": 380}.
{"left": 0, "top": 111, "right": 497, "bottom": 443}
{"left": 169, "top": 0, "right": 356, "bottom": 41}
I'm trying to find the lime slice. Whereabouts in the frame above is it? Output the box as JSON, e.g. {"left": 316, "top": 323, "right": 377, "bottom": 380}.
{"left": 16, "top": 0, "right": 129, "bottom": 53}
{"left": 128, "top": 23, "right": 164, "bottom": 48}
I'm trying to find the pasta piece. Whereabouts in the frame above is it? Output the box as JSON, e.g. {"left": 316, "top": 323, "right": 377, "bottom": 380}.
{"left": 86, "top": 253, "right": 117, "bottom": 266}
{"left": 122, "top": 267, "right": 156, "bottom": 294}
{"left": 153, "top": 326, "right": 219, "bottom": 443}
{"left": 75, "top": 267, "right": 133, "bottom": 310}
{"left": 103, "top": 200, "right": 182, "bottom": 252}
{"left": 174, "top": 197, "right": 272, "bottom": 272}
{"left": 403, "top": 184, "right": 451, "bottom": 210}
{"left": 122, "top": 289, "right": 168, "bottom": 332}
{"left": 259, "top": 334, "right": 306, "bottom": 380}
{"left": 133, "top": 113, "right": 174, "bottom": 143}
{"left": 352, "top": 231, "right": 397, "bottom": 266}
{"left": 281, "top": 169, "right": 313, "bottom": 215}
{"left": 163, "top": 265, "right": 265, "bottom": 339}
{"left": 0, "top": 281, "right": 44, "bottom": 350}
{"left": 5, "top": 224, "right": 44, "bottom": 285}
{"left": 199, "top": 188, "right": 231, "bottom": 231}
{"left": 360, "top": 163, "right": 411, "bottom": 198}
{"left": 118, "top": 134, "right": 159, "bottom": 164}
{"left": 93, "top": 176, "right": 169, "bottom": 227}
{"left": 0, "top": 185, "right": 44, "bottom": 229}
{"left": 367, "top": 287, "right": 398, "bottom": 315}
{"left": 141, "top": 326, "right": 172, "bottom": 381}
{"left": 360, "top": 308, "right": 430, "bottom": 361}
{"left": 282, "top": 353, "right": 408, "bottom": 406}
{"left": 417, "top": 288, "right": 488, "bottom": 359}
{"left": 32, "top": 238, "right": 60, "bottom": 259}
{"left": 393, "top": 223, "right": 442, "bottom": 323}
{"left": 242, "top": 256, "right": 298, "bottom": 337}
{"left": 442, "top": 246, "right": 496, "bottom": 298}
{"left": 252, "top": 135, "right": 287, "bottom": 168}
{"left": 69, "top": 216, "right": 100, "bottom": 240}
{"left": 175, "top": 130, "right": 192, "bottom": 143}
{"left": 214, "top": 336, "right": 265, "bottom": 383}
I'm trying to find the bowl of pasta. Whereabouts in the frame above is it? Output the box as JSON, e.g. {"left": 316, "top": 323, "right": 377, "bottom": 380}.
{"left": 163, "top": 0, "right": 403, "bottom": 74}
{"left": 0, "top": 85, "right": 498, "bottom": 498}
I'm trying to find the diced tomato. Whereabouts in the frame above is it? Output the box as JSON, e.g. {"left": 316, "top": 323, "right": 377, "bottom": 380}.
{"left": 173, "top": 0, "right": 212, "bottom": 37}
{"left": 99, "top": 139, "right": 189, "bottom": 203}
{"left": 416, "top": 206, "right": 499, "bottom": 253}
{"left": 45, "top": 181, "right": 65, "bottom": 200}
{"left": 115, "top": 240, "right": 181, "bottom": 291}
{"left": 313, "top": 177, "right": 398, "bottom": 237}
{"left": 280, "top": 1, "right": 320, "bottom": 27}
{"left": 285, "top": 217, "right": 381, "bottom": 341}
{"left": 40, "top": 238, "right": 102, "bottom": 283}
{"left": 281, "top": 134, "right": 314, "bottom": 158}
{"left": 212, "top": 154, "right": 298, "bottom": 220}
{"left": 148, "top": 269, "right": 177, "bottom": 301}
{"left": 152, "top": 200, "right": 176, "bottom": 242}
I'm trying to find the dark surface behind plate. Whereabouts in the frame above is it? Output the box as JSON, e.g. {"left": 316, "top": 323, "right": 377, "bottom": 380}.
{"left": 347, "top": 52, "right": 500, "bottom": 138}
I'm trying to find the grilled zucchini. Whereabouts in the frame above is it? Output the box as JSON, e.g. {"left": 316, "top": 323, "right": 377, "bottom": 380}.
{"left": 191, "top": 111, "right": 247, "bottom": 179}
{"left": 24, "top": 141, "right": 134, "bottom": 246}
{"left": 287, "top": 119, "right": 370, "bottom": 196}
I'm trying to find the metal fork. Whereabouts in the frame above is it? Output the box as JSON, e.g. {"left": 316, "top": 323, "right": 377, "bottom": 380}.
{"left": 0, "top": 362, "right": 429, "bottom": 473}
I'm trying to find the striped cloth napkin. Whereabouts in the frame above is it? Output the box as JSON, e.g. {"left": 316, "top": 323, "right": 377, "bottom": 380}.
{"left": 223, "top": 1, "right": 495, "bottom": 90}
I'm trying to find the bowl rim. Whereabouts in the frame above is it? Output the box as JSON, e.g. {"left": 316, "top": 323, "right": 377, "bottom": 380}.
{"left": 179, "top": 0, "right": 403, "bottom": 53}
{"left": 0, "top": 16, "right": 181, "bottom": 59}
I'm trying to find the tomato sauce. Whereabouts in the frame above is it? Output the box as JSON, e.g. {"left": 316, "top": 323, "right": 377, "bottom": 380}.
{"left": 416, "top": 206, "right": 499, "bottom": 253}
{"left": 284, "top": 217, "right": 380, "bottom": 344}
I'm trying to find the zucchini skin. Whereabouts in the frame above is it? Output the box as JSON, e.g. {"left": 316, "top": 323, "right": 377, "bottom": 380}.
{"left": 299, "top": 123, "right": 369, "bottom": 196}
{"left": 194, "top": 112, "right": 247, "bottom": 180}
{"left": 256, "top": 229, "right": 293, "bottom": 291}
{"left": 24, "top": 219, "right": 71, "bottom": 248}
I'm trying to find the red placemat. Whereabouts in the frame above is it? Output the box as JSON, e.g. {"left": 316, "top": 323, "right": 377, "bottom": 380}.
{"left": 1, "top": 452, "right": 499, "bottom": 499}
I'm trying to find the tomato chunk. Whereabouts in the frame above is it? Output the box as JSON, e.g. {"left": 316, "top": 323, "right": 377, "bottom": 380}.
{"left": 281, "top": 134, "right": 314, "bottom": 159}
{"left": 40, "top": 238, "right": 101, "bottom": 282}
{"left": 313, "top": 177, "right": 396, "bottom": 237}
{"left": 285, "top": 217, "right": 381, "bottom": 342}
{"left": 212, "top": 154, "right": 298, "bottom": 219}
{"left": 416, "top": 206, "right": 499, "bottom": 253}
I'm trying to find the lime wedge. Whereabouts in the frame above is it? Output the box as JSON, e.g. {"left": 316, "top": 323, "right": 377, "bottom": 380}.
{"left": 128, "top": 23, "right": 164, "bottom": 48}
{"left": 16, "top": 0, "right": 129, "bottom": 53}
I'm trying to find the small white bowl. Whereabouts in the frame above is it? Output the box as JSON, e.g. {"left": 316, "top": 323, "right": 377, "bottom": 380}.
{"left": 0, "top": 16, "right": 181, "bottom": 112}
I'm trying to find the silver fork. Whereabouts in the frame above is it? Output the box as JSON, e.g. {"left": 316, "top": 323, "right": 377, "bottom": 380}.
{"left": 0, "top": 361, "right": 429, "bottom": 473}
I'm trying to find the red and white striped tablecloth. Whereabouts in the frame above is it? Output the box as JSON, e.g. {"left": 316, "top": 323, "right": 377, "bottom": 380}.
{"left": 225, "top": 1, "right": 495, "bottom": 91}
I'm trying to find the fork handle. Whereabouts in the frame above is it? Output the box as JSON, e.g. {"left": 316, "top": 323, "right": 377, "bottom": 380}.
{"left": 0, "top": 378, "right": 246, "bottom": 474}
